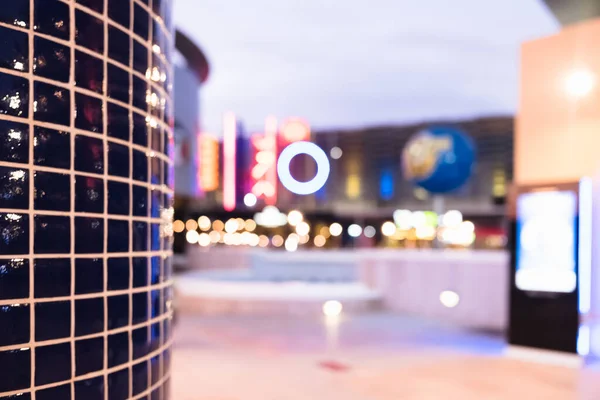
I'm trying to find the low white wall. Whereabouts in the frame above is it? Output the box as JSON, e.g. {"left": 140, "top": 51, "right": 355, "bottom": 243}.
{"left": 184, "top": 246, "right": 510, "bottom": 331}
{"left": 358, "top": 249, "right": 509, "bottom": 331}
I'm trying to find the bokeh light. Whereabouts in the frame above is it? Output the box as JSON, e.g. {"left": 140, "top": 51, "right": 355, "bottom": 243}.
{"left": 329, "top": 223, "right": 343, "bottom": 237}
{"left": 173, "top": 220, "right": 185, "bottom": 233}
{"left": 198, "top": 216, "right": 211, "bottom": 231}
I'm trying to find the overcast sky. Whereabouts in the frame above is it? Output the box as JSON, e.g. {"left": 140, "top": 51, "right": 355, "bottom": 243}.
{"left": 174, "top": 0, "right": 559, "bottom": 134}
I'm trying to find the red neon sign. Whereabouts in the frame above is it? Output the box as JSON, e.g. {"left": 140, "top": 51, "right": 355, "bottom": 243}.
{"left": 250, "top": 116, "right": 278, "bottom": 205}
{"left": 223, "top": 112, "right": 237, "bottom": 211}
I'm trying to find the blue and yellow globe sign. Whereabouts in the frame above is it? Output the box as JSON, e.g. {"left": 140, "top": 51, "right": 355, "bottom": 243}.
{"left": 402, "top": 126, "right": 476, "bottom": 194}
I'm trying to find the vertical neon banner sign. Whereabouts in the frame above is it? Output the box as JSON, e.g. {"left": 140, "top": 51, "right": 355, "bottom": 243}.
{"left": 223, "top": 112, "right": 237, "bottom": 211}
{"left": 264, "top": 116, "right": 278, "bottom": 205}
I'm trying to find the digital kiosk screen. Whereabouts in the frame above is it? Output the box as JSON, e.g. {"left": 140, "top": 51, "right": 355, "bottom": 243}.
{"left": 516, "top": 190, "right": 577, "bottom": 293}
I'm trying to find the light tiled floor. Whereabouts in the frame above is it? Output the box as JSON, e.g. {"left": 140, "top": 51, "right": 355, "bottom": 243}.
{"left": 172, "top": 313, "right": 597, "bottom": 399}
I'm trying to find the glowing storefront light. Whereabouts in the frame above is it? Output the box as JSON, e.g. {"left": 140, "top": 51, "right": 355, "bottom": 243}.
{"left": 254, "top": 206, "right": 288, "bottom": 228}
{"left": 348, "top": 224, "right": 362, "bottom": 238}
{"left": 173, "top": 220, "right": 184, "bottom": 233}
{"left": 277, "top": 141, "right": 330, "bottom": 195}
{"left": 281, "top": 118, "right": 310, "bottom": 142}
{"left": 198, "top": 134, "right": 219, "bottom": 192}
{"left": 287, "top": 210, "right": 303, "bottom": 226}
{"left": 381, "top": 221, "right": 396, "bottom": 237}
{"left": 329, "top": 223, "right": 343, "bottom": 237}
{"left": 223, "top": 112, "right": 237, "bottom": 211}
{"left": 250, "top": 117, "right": 278, "bottom": 204}
{"left": 244, "top": 193, "right": 258, "bottom": 208}
{"left": 364, "top": 226, "right": 376, "bottom": 238}
{"left": 198, "top": 216, "right": 211, "bottom": 231}
{"left": 330, "top": 146, "right": 343, "bottom": 160}
{"left": 565, "top": 69, "right": 595, "bottom": 99}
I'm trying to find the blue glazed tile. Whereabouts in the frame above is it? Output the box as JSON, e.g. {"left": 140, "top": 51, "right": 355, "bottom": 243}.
{"left": 0, "top": 72, "right": 28, "bottom": 118}
{"left": 132, "top": 257, "right": 148, "bottom": 287}
{"left": 75, "top": 93, "right": 103, "bottom": 133}
{"left": 150, "top": 356, "right": 160, "bottom": 385}
{"left": 0, "top": 121, "right": 28, "bottom": 164}
{"left": 75, "top": 135, "right": 104, "bottom": 174}
{"left": 75, "top": 376, "right": 104, "bottom": 400}
{"left": 35, "top": 342, "right": 71, "bottom": 385}
{"left": 164, "top": 378, "right": 171, "bottom": 400}
{"left": 107, "top": 64, "right": 130, "bottom": 104}
{"left": 0, "top": 394, "right": 32, "bottom": 400}
{"left": 0, "top": 213, "right": 29, "bottom": 255}
{"left": 33, "top": 82, "right": 70, "bottom": 126}
{"left": 163, "top": 256, "right": 172, "bottom": 281}
{"left": 132, "top": 149, "right": 148, "bottom": 182}
{"left": 37, "top": 383, "right": 71, "bottom": 400}
{"left": 34, "top": 215, "right": 70, "bottom": 254}
{"left": 108, "top": 332, "right": 128, "bottom": 367}
{"left": 0, "top": 167, "right": 29, "bottom": 209}
{"left": 132, "top": 361, "right": 148, "bottom": 396}
{"left": 132, "top": 326, "right": 149, "bottom": 359}
{"left": 150, "top": 189, "right": 161, "bottom": 218}
{"left": 75, "top": 258, "right": 104, "bottom": 295}
{"left": 107, "top": 181, "right": 129, "bottom": 215}
{"left": 133, "top": 4, "right": 149, "bottom": 40}
{"left": 108, "top": 368, "right": 129, "bottom": 400}
{"left": 163, "top": 316, "right": 172, "bottom": 342}
{"left": 34, "top": 0, "right": 70, "bottom": 40}
{"left": 75, "top": 298, "right": 104, "bottom": 337}
{"left": 107, "top": 103, "right": 130, "bottom": 141}
{"left": 132, "top": 221, "right": 148, "bottom": 252}
{"left": 133, "top": 40, "right": 148, "bottom": 75}
{"left": 34, "top": 258, "right": 71, "bottom": 298}
{"left": 132, "top": 293, "right": 148, "bottom": 325}
{"left": 77, "top": 0, "right": 103, "bottom": 13}
{"left": 33, "top": 37, "right": 70, "bottom": 83}
{"left": 0, "top": 348, "right": 30, "bottom": 392}
{"left": 151, "top": 256, "right": 160, "bottom": 285}
{"left": 150, "top": 156, "right": 162, "bottom": 186}
{"left": 0, "top": 26, "right": 28, "bottom": 72}
{"left": 151, "top": 290, "right": 161, "bottom": 318}
{"left": 132, "top": 75, "right": 148, "bottom": 111}
{"left": 108, "top": 0, "right": 131, "bottom": 29}
{"left": 0, "top": 0, "right": 29, "bottom": 28}
{"left": 108, "top": 294, "right": 128, "bottom": 329}
{"left": 151, "top": 223, "right": 160, "bottom": 251}
{"left": 108, "top": 142, "right": 130, "bottom": 178}
{"left": 0, "top": 258, "right": 28, "bottom": 300}
{"left": 107, "top": 257, "right": 129, "bottom": 290}
{"left": 75, "top": 217, "right": 104, "bottom": 254}
{"left": 75, "top": 337, "right": 103, "bottom": 376}
{"left": 132, "top": 185, "right": 148, "bottom": 217}
{"left": 35, "top": 301, "right": 70, "bottom": 341}
{"left": 151, "top": 127, "right": 162, "bottom": 153}
{"left": 132, "top": 112, "right": 148, "bottom": 146}
{"left": 75, "top": 51, "right": 104, "bottom": 94}
{"left": 34, "top": 126, "right": 70, "bottom": 169}
{"left": 75, "top": 176, "right": 104, "bottom": 214}
{"left": 75, "top": 10, "right": 104, "bottom": 55}
{"left": 34, "top": 172, "right": 71, "bottom": 211}
{"left": 0, "top": 304, "right": 29, "bottom": 346}
{"left": 150, "top": 322, "right": 160, "bottom": 352}
{"left": 108, "top": 220, "right": 129, "bottom": 253}
{"left": 108, "top": 25, "right": 130, "bottom": 66}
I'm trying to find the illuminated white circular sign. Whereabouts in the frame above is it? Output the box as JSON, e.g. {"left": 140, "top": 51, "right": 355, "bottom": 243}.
{"left": 277, "top": 141, "right": 330, "bottom": 195}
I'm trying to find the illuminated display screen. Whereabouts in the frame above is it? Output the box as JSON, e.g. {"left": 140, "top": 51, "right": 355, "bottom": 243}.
{"left": 516, "top": 190, "right": 577, "bottom": 293}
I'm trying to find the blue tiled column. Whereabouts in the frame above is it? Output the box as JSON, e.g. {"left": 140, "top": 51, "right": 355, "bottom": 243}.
{"left": 0, "top": 0, "right": 175, "bottom": 399}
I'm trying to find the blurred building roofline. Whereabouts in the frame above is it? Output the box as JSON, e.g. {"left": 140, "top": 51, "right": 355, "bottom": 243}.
{"left": 542, "top": 0, "right": 600, "bottom": 26}
{"left": 175, "top": 29, "right": 210, "bottom": 83}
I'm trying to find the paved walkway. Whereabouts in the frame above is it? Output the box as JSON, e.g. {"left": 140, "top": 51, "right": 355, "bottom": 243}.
{"left": 171, "top": 313, "right": 595, "bottom": 399}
